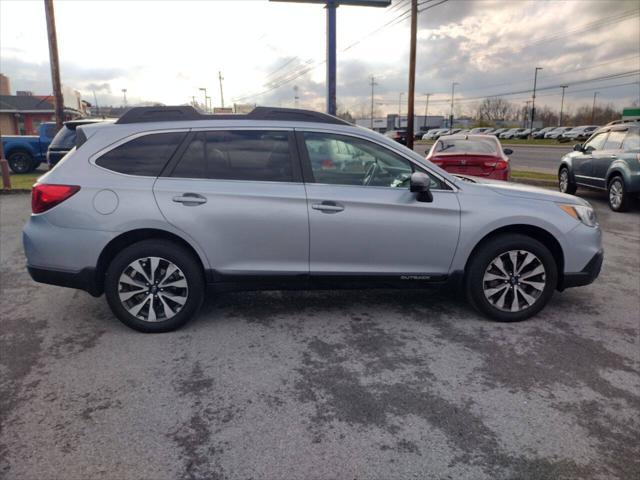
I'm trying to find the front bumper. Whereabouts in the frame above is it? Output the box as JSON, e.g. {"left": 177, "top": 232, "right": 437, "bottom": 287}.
{"left": 558, "top": 249, "right": 603, "bottom": 290}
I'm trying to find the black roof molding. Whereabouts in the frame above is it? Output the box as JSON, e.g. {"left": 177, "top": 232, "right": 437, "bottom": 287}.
{"left": 115, "top": 105, "right": 351, "bottom": 126}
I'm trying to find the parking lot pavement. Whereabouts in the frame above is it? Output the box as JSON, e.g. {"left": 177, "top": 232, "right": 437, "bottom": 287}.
{"left": 1, "top": 191, "right": 638, "bottom": 480}
{"left": 414, "top": 144, "right": 573, "bottom": 173}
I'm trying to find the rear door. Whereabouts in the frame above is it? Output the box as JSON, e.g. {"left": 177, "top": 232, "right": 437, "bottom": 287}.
{"left": 153, "top": 129, "right": 309, "bottom": 278}
{"left": 298, "top": 130, "right": 460, "bottom": 278}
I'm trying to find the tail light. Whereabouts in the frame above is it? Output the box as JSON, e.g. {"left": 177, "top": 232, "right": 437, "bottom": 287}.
{"left": 32, "top": 184, "right": 80, "bottom": 214}
{"left": 487, "top": 160, "right": 509, "bottom": 170}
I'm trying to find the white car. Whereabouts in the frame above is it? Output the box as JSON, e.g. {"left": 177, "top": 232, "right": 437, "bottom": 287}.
{"left": 545, "top": 127, "right": 573, "bottom": 139}
{"left": 500, "top": 128, "right": 527, "bottom": 139}
{"left": 561, "top": 126, "right": 599, "bottom": 141}
{"left": 422, "top": 129, "right": 448, "bottom": 140}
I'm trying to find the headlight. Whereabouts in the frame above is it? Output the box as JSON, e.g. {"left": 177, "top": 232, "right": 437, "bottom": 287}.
{"left": 558, "top": 204, "right": 598, "bottom": 227}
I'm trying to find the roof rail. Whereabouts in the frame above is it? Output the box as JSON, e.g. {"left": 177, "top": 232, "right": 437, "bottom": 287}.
{"left": 115, "top": 106, "right": 351, "bottom": 126}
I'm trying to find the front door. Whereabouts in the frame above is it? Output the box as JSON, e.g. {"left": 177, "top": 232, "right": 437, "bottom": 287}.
{"left": 592, "top": 129, "right": 627, "bottom": 187}
{"left": 298, "top": 131, "right": 460, "bottom": 279}
{"left": 154, "top": 129, "right": 309, "bottom": 277}
{"left": 574, "top": 131, "right": 608, "bottom": 188}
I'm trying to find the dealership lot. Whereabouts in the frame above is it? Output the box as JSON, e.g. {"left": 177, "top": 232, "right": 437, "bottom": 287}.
{"left": 1, "top": 191, "right": 638, "bottom": 480}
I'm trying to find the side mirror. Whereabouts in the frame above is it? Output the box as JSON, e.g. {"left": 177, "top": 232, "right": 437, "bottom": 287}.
{"left": 573, "top": 143, "right": 584, "bottom": 152}
{"left": 503, "top": 148, "right": 513, "bottom": 155}
{"left": 409, "top": 172, "right": 433, "bottom": 202}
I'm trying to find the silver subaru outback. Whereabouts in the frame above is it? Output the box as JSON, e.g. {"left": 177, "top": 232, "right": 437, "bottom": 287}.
{"left": 24, "top": 107, "right": 603, "bottom": 332}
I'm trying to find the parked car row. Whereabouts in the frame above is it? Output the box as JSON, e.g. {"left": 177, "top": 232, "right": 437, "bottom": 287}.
{"left": 418, "top": 125, "right": 605, "bottom": 143}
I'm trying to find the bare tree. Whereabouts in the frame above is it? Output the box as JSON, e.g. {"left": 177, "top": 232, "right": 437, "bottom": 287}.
{"left": 475, "top": 97, "right": 515, "bottom": 122}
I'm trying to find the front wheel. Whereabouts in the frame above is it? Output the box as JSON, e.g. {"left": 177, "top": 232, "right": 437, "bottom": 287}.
{"left": 466, "top": 234, "right": 558, "bottom": 322}
{"left": 608, "top": 176, "right": 630, "bottom": 212}
{"left": 7, "top": 151, "right": 33, "bottom": 174}
{"left": 105, "top": 239, "right": 204, "bottom": 332}
{"left": 558, "top": 167, "right": 576, "bottom": 194}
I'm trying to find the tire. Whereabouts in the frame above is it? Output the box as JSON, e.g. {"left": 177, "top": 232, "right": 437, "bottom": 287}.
{"left": 104, "top": 239, "right": 204, "bottom": 332}
{"left": 558, "top": 167, "right": 576, "bottom": 194}
{"left": 465, "top": 234, "right": 558, "bottom": 322}
{"left": 607, "top": 175, "right": 630, "bottom": 212}
{"left": 7, "top": 151, "right": 33, "bottom": 174}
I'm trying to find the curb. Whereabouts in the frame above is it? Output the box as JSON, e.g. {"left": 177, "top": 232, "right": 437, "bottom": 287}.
{"left": 1, "top": 189, "right": 31, "bottom": 195}
{"left": 511, "top": 177, "right": 556, "bottom": 188}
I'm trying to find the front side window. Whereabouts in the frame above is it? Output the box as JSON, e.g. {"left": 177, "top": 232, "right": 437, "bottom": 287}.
{"left": 584, "top": 132, "right": 608, "bottom": 151}
{"left": 602, "top": 130, "right": 626, "bottom": 150}
{"left": 96, "top": 132, "right": 186, "bottom": 176}
{"left": 303, "top": 132, "right": 443, "bottom": 189}
{"left": 171, "top": 130, "right": 293, "bottom": 182}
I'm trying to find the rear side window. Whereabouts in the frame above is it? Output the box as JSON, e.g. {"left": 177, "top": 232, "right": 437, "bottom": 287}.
{"left": 171, "top": 130, "right": 293, "bottom": 182}
{"left": 50, "top": 126, "right": 76, "bottom": 149}
{"left": 96, "top": 132, "right": 186, "bottom": 176}
{"left": 622, "top": 131, "right": 639, "bottom": 150}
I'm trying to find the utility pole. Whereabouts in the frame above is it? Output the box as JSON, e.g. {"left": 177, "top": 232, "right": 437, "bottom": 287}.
{"left": 449, "top": 82, "right": 458, "bottom": 129}
{"left": 326, "top": 0, "right": 337, "bottom": 115}
{"left": 398, "top": 92, "right": 404, "bottom": 128}
{"left": 0, "top": 126, "right": 11, "bottom": 190}
{"left": 423, "top": 93, "right": 431, "bottom": 130}
{"left": 294, "top": 85, "right": 299, "bottom": 108}
{"left": 122, "top": 88, "right": 128, "bottom": 108}
{"left": 406, "top": 0, "right": 417, "bottom": 150}
{"left": 369, "top": 76, "right": 377, "bottom": 129}
{"left": 199, "top": 87, "right": 207, "bottom": 112}
{"left": 530, "top": 66, "right": 543, "bottom": 134}
{"left": 591, "top": 91, "right": 599, "bottom": 123}
{"left": 44, "top": 0, "right": 64, "bottom": 131}
{"left": 559, "top": 85, "right": 568, "bottom": 126}
{"left": 218, "top": 71, "right": 225, "bottom": 108}
{"left": 92, "top": 89, "right": 100, "bottom": 117}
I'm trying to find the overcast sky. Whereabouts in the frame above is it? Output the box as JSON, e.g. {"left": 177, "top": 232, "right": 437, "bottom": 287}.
{"left": 1, "top": 0, "right": 638, "bottom": 117}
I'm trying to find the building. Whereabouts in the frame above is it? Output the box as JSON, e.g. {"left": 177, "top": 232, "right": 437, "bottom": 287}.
{"left": 356, "top": 114, "right": 445, "bottom": 134}
{"left": 0, "top": 93, "right": 82, "bottom": 135}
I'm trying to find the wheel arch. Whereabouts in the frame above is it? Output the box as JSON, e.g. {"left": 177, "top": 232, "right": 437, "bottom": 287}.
{"left": 94, "top": 228, "right": 208, "bottom": 295}
{"left": 605, "top": 164, "right": 630, "bottom": 187}
{"left": 463, "top": 224, "right": 564, "bottom": 289}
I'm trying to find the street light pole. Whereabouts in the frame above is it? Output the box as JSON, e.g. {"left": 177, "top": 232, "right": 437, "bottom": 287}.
{"left": 423, "top": 93, "right": 431, "bottom": 130}
{"left": 449, "top": 82, "right": 458, "bottom": 129}
{"left": 398, "top": 92, "right": 404, "bottom": 128}
{"left": 524, "top": 100, "right": 531, "bottom": 128}
{"left": 591, "top": 91, "right": 599, "bottom": 123}
{"left": 559, "top": 85, "right": 568, "bottom": 126}
{"left": 530, "top": 66, "right": 543, "bottom": 133}
{"left": 122, "top": 89, "right": 127, "bottom": 108}
{"left": 218, "top": 72, "right": 225, "bottom": 109}
{"left": 199, "top": 87, "right": 207, "bottom": 112}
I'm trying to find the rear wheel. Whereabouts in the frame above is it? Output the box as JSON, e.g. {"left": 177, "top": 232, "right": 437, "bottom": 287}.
{"left": 7, "top": 151, "right": 33, "bottom": 174}
{"left": 105, "top": 240, "right": 204, "bottom": 332}
{"left": 466, "top": 234, "right": 557, "bottom": 322}
{"left": 558, "top": 167, "right": 576, "bottom": 194}
{"left": 608, "top": 176, "right": 630, "bottom": 212}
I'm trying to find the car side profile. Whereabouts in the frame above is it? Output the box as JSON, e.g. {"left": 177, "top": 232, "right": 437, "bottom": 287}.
{"left": 24, "top": 106, "right": 603, "bottom": 332}
{"left": 558, "top": 124, "right": 640, "bottom": 211}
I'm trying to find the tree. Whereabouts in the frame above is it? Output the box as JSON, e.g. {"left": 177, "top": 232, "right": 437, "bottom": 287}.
{"left": 475, "top": 97, "right": 515, "bottom": 122}
{"left": 337, "top": 109, "right": 355, "bottom": 123}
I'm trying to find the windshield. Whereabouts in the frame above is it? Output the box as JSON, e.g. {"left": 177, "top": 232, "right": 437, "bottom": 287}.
{"left": 435, "top": 138, "right": 498, "bottom": 155}
{"left": 50, "top": 126, "right": 77, "bottom": 149}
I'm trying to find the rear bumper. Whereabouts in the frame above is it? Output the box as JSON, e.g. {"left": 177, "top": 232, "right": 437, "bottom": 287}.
{"left": 559, "top": 249, "right": 603, "bottom": 290}
{"left": 27, "top": 265, "right": 102, "bottom": 296}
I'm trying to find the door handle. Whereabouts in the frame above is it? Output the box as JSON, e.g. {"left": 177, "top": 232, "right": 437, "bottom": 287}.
{"left": 312, "top": 201, "right": 345, "bottom": 213}
{"left": 172, "top": 193, "right": 207, "bottom": 205}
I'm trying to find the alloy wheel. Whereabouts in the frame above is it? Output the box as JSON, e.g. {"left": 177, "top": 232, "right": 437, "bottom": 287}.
{"left": 559, "top": 169, "right": 569, "bottom": 193}
{"left": 118, "top": 256, "right": 188, "bottom": 322}
{"left": 483, "top": 250, "right": 546, "bottom": 312}
{"left": 609, "top": 179, "right": 623, "bottom": 210}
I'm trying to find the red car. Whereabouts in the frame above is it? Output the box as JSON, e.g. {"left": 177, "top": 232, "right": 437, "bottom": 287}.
{"left": 426, "top": 134, "right": 512, "bottom": 181}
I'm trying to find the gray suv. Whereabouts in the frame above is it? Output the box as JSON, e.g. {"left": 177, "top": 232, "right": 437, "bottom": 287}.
{"left": 24, "top": 107, "right": 603, "bottom": 332}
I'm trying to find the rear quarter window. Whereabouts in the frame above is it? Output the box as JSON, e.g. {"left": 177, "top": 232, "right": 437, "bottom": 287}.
{"left": 50, "top": 126, "right": 76, "bottom": 149}
{"left": 96, "top": 132, "right": 186, "bottom": 176}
